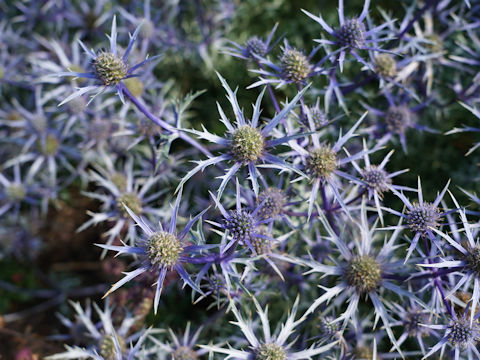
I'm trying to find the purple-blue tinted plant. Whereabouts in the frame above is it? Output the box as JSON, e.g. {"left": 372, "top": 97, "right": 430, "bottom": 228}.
{"left": 383, "top": 177, "right": 450, "bottom": 262}
{"left": 97, "top": 188, "right": 208, "bottom": 313}
{"left": 177, "top": 73, "right": 310, "bottom": 198}
{"left": 57, "top": 16, "right": 159, "bottom": 106}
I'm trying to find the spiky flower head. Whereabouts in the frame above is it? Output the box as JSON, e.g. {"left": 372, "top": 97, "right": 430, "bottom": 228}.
{"left": 361, "top": 166, "right": 392, "bottom": 195}
{"left": 173, "top": 346, "right": 199, "bottom": 360}
{"left": 224, "top": 210, "right": 255, "bottom": 242}
{"left": 302, "top": 106, "right": 328, "bottom": 130}
{"left": 309, "top": 107, "right": 328, "bottom": 128}
{"left": 406, "top": 202, "right": 442, "bottom": 237}
{"left": 99, "top": 334, "right": 126, "bottom": 360}
{"left": 448, "top": 319, "right": 475, "bottom": 350}
{"left": 244, "top": 37, "right": 268, "bottom": 58}
{"left": 57, "top": 17, "right": 158, "bottom": 106}
{"left": 306, "top": 146, "right": 338, "bottom": 179}
{"left": 335, "top": 18, "right": 366, "bottom": 49}
{"left": 255, "top": 343, "right": 287, "bottom": 360}
{"left": 280, "top": 47, "right": 312, "bottom": 83}
{"left": 374, "top": 54, "right": 396, "bottom": 78}
{"left": 207, "top": 274, "right": 225, "bottom": 297}
{"left": 40, "top": 134, "right": 60, "bottom": 156}
{"left": 318, "top": 316, "right": 339, "bottom": 339}
{"left": 404, "top": 309, "right": 428, "bottom": 337}
{"left": 345, "top": 255, "right": 382, "bottom": 294}
{"left": 145, "top": 231, "right": 183, "bottom": 268}
{"left": 352, "top": 346, "right": 376, "bottom": 359}
{"left": 384, "top": 105, "right": 412, "bottom": 134}
{"left": 251, "top": 226, "right": 273, "bottom": 254}
{"left": 231, "top": 125, "right": 265, "bottom": 163}
{"left": 464, "top": 246, "right": 480, "bottom": 277}
{"left": 92, "top": 52, "right": 128, "bottom": 85}
{"left": 257, "top": 188, "right": 287, "bottom": 219}
{"left": 117, "top": 192, "right": 143, "bottom": 217}
{"left": 5, "top": 184, "right": 27, "bottom": 202}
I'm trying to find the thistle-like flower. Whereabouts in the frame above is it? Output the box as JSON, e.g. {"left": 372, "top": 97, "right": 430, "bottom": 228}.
{"left": 290, "top": 111, "right": 370, "bottom": 217}
{"left": 78, "top": 156, "right": 164, "bottom": 253}
{"left": 405, "top": 5, "right": 478, "bottom": 95}
{"left": 419, "top": 194, "right": 480, "bottom": 327}
{"left": 299, "top": 98, "right": 335, "bottom": 130}
{"left": 149, "top": 323, "right": 209, "bottom": 360}
{"left": 279, "top": 45, "right": 313, "bottom": 83}
{"left": 177, "top": 73, "right": 309, "bottom": 198}
{"left": 365, "top": 91, "right": 435, "bottom": 152}
{"left": 225, "top": 24, "right": 278, "bottom": 60}
{"left": 201, "top": 296, "right": 338, "bottom": 359}
{"left": 373, "top": 53, "right": 397, "bottom": 78}
{"left": 346, "top": 139, "right": 414, "bottom": 223}
{"left": 45, "top": 300, "right": 149, "bottom": 360}
{"left": 383, "top": 177, "right": 450, "bottom": 262}
{"left": 301, "top": 202, "right": 421, "bottom": 356}
{"left": 208, "top": 182, "right": 272, "bottom": 256}
{"left": 302, "top": 0, "right": 394, "bottom": 70}
{"left": 300, "top": 0, "right": 396, "bottom": 112}
{"left": 57, "top": 16, "right": 159, "bottom": 106}
{"left": 97, "top": 188, "right": 208, "bottom": 313}
{"left": 359, "top": 11, "right": 431, "bottom": 94}
{"left": 422, "top": 312, "right": 480, "bottom": 359}
{"left": 257, "top": 187, "right": 287, "bottom": 220}
{"left": 248, "top": 40, "right": 325, "bottom": 89}
{"left": 390, "top": 300, "right": 432, "bottom": 355}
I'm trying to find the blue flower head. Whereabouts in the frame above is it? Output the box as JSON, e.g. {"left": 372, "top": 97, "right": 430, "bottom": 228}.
{"left": 177, "top": 73, "right": 310, "bottom": 198}
{"left": 97, "top": 187, "right": 209, "bottom": 314}
{"left": 57, "top": 16, "right": 160, "bottom": 106}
